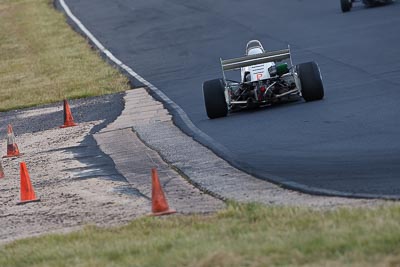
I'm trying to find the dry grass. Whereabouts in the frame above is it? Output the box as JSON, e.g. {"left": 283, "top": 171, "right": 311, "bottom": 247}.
{"left": 0, "top": 0, "right": 130, "bottom": 111}
{"left": 1, "top": 202, "right": 400, "bottom": 267}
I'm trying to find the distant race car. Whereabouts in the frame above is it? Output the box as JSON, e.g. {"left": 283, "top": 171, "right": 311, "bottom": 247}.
{"left": 202, "top": 40, "right": 324, "bottom": 119}
{"left": 341, "top": 0, "right": 393, "bottom": 12}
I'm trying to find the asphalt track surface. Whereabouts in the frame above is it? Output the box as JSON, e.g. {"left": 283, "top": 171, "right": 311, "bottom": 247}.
{"left": 60, "top": 0, "right": 400, "bottom": 198}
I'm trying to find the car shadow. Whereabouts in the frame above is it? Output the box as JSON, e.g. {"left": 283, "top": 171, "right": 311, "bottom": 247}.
{"left": 227, "top": 97, "right": 306, "bottom": 118}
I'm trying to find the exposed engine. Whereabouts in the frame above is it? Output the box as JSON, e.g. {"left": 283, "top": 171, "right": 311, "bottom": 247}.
{"left": 228, "top": 65, "right": 298, "bottom": 109}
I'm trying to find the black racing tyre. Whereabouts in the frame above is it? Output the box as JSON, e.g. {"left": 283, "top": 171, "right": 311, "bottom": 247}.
{"left": 203, "top": 78, "right": 228, "bottom": 119}
{"left": 341, "top": 0, "right": 352, "bottom": 12}
{"left": 297, "top": 62, "right": 324, "bottom": 102}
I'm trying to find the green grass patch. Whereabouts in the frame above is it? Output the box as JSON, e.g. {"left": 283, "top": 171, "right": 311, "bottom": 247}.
{"left": 2, "top": 202, "right": 400, "bottom": 267}
{"left": 0, "top": 0, "right": 130, "bottom": 111}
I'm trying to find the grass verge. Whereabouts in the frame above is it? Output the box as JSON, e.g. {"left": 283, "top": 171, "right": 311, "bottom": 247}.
{"left": 1, "top": 202, "right": 400, "bottom": 267}
{"left": 0, "top": 0, "right": 130, "bottom": 111}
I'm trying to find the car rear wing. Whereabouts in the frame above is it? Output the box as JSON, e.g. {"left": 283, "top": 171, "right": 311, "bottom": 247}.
{"left": 221, "top": 47, "right": 291, "bottom": 71}
{"left": 220, "top": 46, "right": 293, "bottom": 83}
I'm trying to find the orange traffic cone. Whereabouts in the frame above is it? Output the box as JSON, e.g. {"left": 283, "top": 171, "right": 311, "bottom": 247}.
{"left": 3, "top": 124, "right": 21, "bottom": 158}
{"left": 17, "top": 162, "right": 40, "bottom": 205}
{"left": 60, "top": 99, "right": 77, "bottom": 128}
{"left": 0, "top": 160, "right": 4, "bottom": 179}
{"left": 150, "top": 168, "right": 176, "bottom": 216}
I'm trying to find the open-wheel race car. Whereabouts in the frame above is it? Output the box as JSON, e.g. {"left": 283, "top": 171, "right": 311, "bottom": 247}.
{"left": 341, "top": 0, "right": 393, "bottom": 12}
{"left": 202, "top": 40, "right": 324, "bottom": 119}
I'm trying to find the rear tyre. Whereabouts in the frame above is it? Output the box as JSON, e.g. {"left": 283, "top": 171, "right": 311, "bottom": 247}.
{"left": 203, "top": 78, "right": 228, "bottom": 119}
{"left": 297, "top": 62, "right": 324, "bottom": 102}
{"left": 341, "top": 0, "right": 352, "bottom": 12}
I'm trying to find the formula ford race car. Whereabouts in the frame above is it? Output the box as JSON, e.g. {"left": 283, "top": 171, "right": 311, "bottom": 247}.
{"left": 341, "top": 0, "right": 393, "bottom": 12}
{"left": 202, "top": 40, "right": 324, "bottom": 119}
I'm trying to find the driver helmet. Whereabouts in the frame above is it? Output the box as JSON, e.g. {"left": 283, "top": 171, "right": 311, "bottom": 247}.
{"left": 247, "top": 47, "right": 264, "bottom": 55}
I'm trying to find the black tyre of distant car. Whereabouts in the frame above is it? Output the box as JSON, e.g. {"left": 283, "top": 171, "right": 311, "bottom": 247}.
{"left": 341, "top": 0, "right": 393, "bottom": 12}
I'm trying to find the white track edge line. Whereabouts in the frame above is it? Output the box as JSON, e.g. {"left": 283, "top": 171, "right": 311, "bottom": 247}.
{"left": 59, "top": 0, "right": 230, "bottom": 154}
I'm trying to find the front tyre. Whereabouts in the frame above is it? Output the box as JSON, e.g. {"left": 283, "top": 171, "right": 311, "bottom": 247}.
{"left": 341, "top": 0, "right": 352, "bottom": 12}
{"left": 297, "top": 62, "right": 324, "bottom": 102}
{"left": 203, "top": 78, "right": 228, "bottom": 119}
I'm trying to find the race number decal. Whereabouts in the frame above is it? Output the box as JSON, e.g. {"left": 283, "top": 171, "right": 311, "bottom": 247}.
{"left": 256, "top": 73, "right": 263, "bottom": 80}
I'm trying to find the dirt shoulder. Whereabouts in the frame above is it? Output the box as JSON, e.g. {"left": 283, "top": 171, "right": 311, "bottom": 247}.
{"left": 0, "top": 121, "right": 143, "bottom": 244}
{"left": 0, "top": 93, "right": 224, "bottom": 244}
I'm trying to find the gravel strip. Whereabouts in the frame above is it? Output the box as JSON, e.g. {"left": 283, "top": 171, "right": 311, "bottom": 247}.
{"left": 0, "top": 92, "right": 224, "bottom": 244}
{"left": 0, "top": 121, "right": 146, "bottom": 244}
